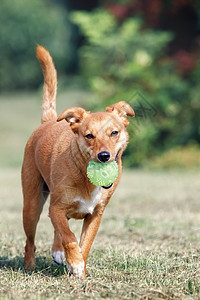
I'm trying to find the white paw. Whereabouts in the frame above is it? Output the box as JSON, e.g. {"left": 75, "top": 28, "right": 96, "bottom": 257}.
{"left": 66, "top": 260, "right": 85, "bottom": 279}
{"left": 52, "top": 251, "right": 65, "bottom": 265}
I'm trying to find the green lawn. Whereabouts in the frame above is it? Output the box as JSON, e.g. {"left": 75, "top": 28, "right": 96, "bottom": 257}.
{"left": 0, "top": 92, "right": 200, "bottom": 299}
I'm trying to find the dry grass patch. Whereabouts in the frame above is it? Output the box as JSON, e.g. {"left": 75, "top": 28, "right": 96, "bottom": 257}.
{"left": 0, "top": 169, "right": 200, "bottom": 299}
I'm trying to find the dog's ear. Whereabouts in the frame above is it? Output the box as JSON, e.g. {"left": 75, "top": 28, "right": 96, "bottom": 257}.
{"left": 57, "top": 107, "right": 88, "bottom": 131}
{"left": 106, "top": 101, "right": 135, "bottom": 127}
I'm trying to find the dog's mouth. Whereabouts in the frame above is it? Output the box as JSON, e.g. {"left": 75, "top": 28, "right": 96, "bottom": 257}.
{"left": 101, "top": 151, "right": 120, "bottom": 189}
{"left": 102, "top": 183, "right": 113, "bottom": 189}
{"left": 115, "top": 149, "right": 121, "bottom": 162}
{"left": 93, "top": 149, "right": 121, "bottom": 190}
{"left": 99, "top": 150, "right": 121, "bottom": 189}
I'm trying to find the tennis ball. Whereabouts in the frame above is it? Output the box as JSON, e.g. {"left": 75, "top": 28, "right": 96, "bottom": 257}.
{"left": 87, "top": 160, "right": 118, "bottom": 187}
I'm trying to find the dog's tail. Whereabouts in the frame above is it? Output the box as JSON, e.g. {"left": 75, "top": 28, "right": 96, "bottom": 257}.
{"left": 36, "top": 45, "right": 57, "bottom": 123}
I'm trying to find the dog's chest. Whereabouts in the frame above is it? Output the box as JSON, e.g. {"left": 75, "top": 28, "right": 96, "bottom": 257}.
{"left": 74, "top": 187, "right": 102, "bottom": 215}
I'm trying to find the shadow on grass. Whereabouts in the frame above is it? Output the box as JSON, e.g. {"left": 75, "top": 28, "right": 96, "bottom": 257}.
{"left": 0, "top": 256, "right": 69, "bottom": 277}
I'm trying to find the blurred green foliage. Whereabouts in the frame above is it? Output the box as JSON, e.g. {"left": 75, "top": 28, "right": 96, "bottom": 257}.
{"left": 147, "top": 143, "right": 200, "bottom": 169}
{"left": 71, "top": 9, "right": 200, "bottom": 167}
{"left": 0, "top": 0, "right": 73, "bottom": 90}
{"left": 1, "top": 3, "right": 199, "bottom": 168}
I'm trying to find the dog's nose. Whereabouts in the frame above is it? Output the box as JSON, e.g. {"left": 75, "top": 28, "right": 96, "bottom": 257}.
{"left": 98, "top": 151, "right": 110, "bottom": 163}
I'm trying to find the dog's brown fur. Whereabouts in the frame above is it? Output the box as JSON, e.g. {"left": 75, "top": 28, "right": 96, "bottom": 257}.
{"left": 22, "top": 46, "right": 134, "bottom": 278}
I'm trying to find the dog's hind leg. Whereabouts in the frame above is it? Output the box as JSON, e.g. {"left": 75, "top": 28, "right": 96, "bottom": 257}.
{"left": 22, "top": 154, "right": 47, "bottom": 270}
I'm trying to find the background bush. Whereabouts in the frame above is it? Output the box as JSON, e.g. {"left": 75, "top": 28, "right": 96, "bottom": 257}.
{"left": 1, "top": 2, "right": 200, "bottom": 168}
{"left": 71, "top": 9, "right": 200, "bottom": 167}
{"left": 0, "top": 0, "right": 73, "bottom": 90}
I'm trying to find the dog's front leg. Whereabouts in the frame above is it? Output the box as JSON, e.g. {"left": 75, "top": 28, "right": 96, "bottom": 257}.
{"left": 49, "top": 205, "right": 84, "bottom": 278}
{"left": 79, "top": 207, "right": 105, "bottom": 278}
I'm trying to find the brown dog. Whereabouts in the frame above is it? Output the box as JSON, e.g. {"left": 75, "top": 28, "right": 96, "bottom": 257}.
{"left": 21, "top": 46, "right": 135, "bottom": 278}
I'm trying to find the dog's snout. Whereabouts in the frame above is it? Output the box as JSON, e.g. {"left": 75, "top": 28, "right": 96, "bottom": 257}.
{"left": 98, "top": 151, "right": 110, "bottom": 163}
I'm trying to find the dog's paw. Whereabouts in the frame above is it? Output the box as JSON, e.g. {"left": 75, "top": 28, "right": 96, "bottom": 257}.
{"left": 64, "top": 242, "right": 85, "bottom": 278}
{"left": 52, "top": 251, "right": 65, "bottom": 265}
{"left": 66, "top": 260, "right": 85, "bottom": 279}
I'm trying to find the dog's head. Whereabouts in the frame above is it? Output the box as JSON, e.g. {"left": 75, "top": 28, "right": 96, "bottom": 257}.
{"left": 57, "top": 101, "right": 135, "bottom": 163}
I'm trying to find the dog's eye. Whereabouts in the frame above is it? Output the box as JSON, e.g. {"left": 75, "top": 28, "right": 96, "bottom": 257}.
{"left": 111, "top": 131, "right": 119, "bottom": 136}
{"left": 85, "top": 133, "right": 95, "bottom": 139}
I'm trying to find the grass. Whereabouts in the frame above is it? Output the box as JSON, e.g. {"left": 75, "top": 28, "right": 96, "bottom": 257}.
{"left": 1, "top": 169, "right": 200, "bottom": 299}
{"left": 0, "top": 91, "right": 200, "bottom": 299}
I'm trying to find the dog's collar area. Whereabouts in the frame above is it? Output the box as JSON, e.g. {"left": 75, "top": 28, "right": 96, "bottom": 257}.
{"left": 102, "top": 183, "right": 113, "bottom": 189}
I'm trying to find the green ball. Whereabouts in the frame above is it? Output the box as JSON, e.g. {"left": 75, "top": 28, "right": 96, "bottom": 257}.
{"left": 87, "top": 160, "right": 118, "bottom": 187}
